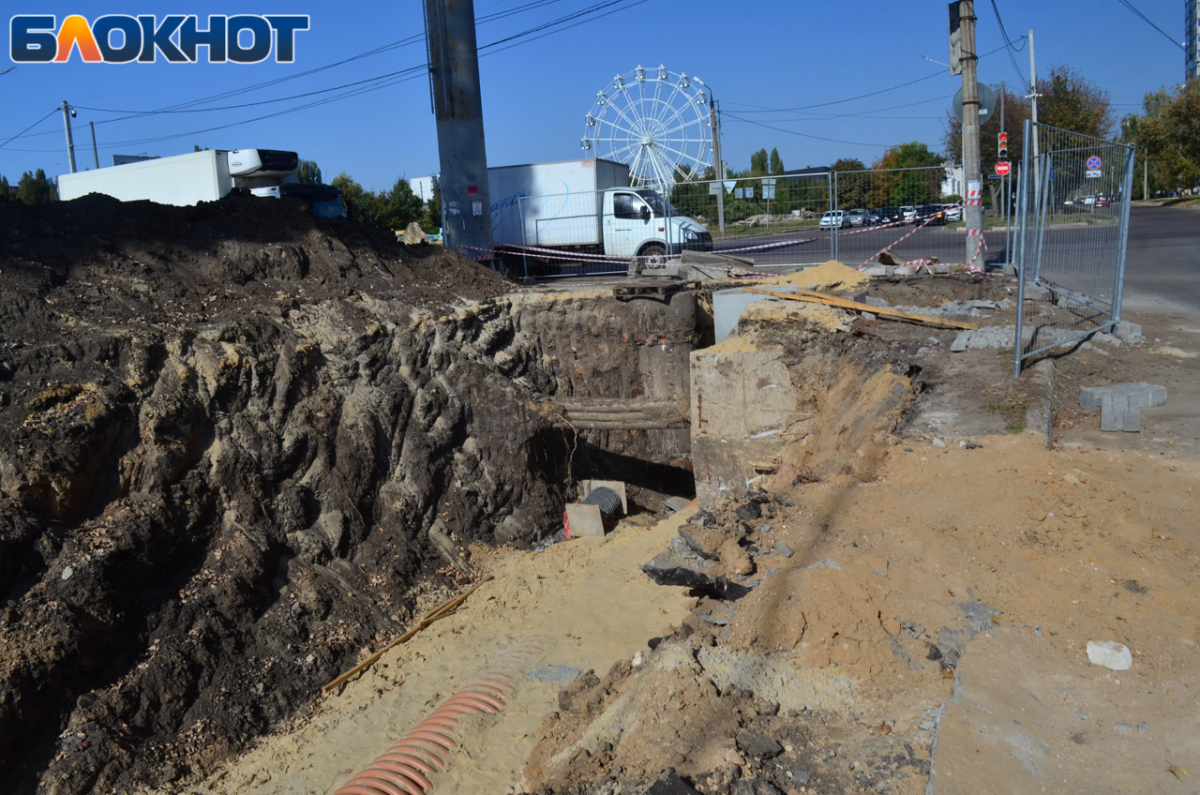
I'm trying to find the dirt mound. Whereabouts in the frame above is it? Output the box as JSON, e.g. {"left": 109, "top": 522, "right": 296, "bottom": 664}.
{"left": 766, "top": 260, "right": 869, "bottom": 290}
{"left": 0, "top": 195, "right": 566, "bottom": 794}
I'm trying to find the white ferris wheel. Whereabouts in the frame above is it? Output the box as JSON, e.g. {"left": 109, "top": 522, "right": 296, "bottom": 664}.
{"left": 581, "top": 65, "right": 713, "bottom": 191}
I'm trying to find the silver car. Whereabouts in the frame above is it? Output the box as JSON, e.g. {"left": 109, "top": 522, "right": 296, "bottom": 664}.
{"left": 847, "top": 209, "right": 869, "bottom": 227}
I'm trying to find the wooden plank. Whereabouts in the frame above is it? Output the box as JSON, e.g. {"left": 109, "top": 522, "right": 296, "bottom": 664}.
{"left": 743, "top": 288, "right": 980, "bottom": 331}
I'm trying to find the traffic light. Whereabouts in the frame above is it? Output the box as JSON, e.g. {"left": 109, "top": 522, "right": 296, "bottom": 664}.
{"left": 998, "top": 131, "right": 1009, "bottom": 161}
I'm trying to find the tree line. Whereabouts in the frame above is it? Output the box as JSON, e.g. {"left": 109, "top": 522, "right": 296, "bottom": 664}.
{"left": 1122, "top": 81, "right": 1200, "bottom": 196}
{"left": 0, "top": 169, "right": 57, "bottom": 205}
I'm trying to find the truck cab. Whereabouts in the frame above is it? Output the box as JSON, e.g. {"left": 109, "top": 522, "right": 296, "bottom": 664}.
{"left": 603, "top": 188, "right": 711, "bottom": 258}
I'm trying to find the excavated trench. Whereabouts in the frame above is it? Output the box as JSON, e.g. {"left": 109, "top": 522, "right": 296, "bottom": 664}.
{"left": 0, "top": 196, "right": 921, "bottom": 795}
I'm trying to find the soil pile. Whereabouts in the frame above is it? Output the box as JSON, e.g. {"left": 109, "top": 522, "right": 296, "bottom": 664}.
{"left": 0, "top": 194, "right": 570, "bottom": 794}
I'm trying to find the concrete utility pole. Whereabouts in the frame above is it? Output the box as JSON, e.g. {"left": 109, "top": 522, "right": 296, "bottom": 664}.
{"left": 423, "top": 0, "right": 494, "bottom": 261}
{"left": 710, "top": 97, "right": 725, "bottom": 235}
{"left": 89, "top": 121, "right": 100, "bottom": 169}
{"left": 1144, "top": 150, "right": 1149, "bottom": 200}
{"left": 958, "top": 1, "right": 983, "bottom": 266}
{"left": 61, "top": 101, "right": 77, "bottom": 174}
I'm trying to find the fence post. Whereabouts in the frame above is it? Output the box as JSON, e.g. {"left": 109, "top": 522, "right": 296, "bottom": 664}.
{"left": 831, "top": 171, "right": 839, "bottom": 262}
{"left": 519, "top": 195, "right": 529, "bottom": 281}
{"left": 1033, "top": 141, "right": 1052, "bottom": 283}
{"left": 1013, "top": 119, "right": 1032, "bottom": 378}
{"left": 1111, "top": 143, "right": 1136, "bottom": 325}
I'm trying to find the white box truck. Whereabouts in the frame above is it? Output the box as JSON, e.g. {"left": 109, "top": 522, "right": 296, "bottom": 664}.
{"left": 488, "top": 158, "right": 711, "bottom": 264}
{"left": 58, "top": 149, "right": 346, "bottom": 217}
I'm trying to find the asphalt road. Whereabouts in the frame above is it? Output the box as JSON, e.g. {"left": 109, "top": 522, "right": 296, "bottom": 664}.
{"left": 1121, "top": 205, "right": 1200, "bottom": 315}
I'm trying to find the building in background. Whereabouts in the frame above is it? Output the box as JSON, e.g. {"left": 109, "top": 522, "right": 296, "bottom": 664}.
{"left": 1189, "top": 0, "right": 1200, "bottom": 80}
{"left": 410, "top": 175, "right": 437, "bottom": 204}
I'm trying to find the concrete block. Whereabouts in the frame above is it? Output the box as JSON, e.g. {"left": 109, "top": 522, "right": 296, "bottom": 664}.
{"left": 1113, "top": 320, "right": 1144, "bottom": 344}
{"left": 712, "top": 286, "right": 798, "bottom": 343}
{"left": 1100, "top": 393, "right": 1122, "bottom": 432}
{"left": 1122, "top": 400, "right": 1141, "bottom": 433}
{"left": 1022, "top": 283, "right": 1053, "bottom": 302}
{"left": 564, "top": 504, "right": 606, "bottom": 538}
{"left": 864, "top": 266, "right": 894, "bottom": 277}
{"left": 1079, "top": 383, "right": 1166, "bottom": 411}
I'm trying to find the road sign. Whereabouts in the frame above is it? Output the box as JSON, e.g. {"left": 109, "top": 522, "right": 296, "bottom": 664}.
{"left": 763, "top": 185, "right": 776, "bottom": 199}
{"left": 952, "top": 83, "right": 996, "bottom": 123}
{"left": 762, "top": 178, "right": 777, "bottom": 186}
{"left": 1086, "top": 155, "right": 1102, "bottom": 170}
{"left": 723, "top": 181, "right": 736, "bottom": 193}
{"left": 1086, "top": 170, "right": 1102, "bottom": 179}
{"left": 709, "top": 182, "right": 720, "bottom": 195}
{"left": 995, "top": 161, "right": 1011, "bottom": 177}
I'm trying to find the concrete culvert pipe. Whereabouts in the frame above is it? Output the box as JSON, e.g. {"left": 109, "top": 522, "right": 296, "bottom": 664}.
{"left": 563, "top": 486, "right": 623, "bottom": 538}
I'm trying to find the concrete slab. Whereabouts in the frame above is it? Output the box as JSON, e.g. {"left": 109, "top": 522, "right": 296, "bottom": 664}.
{"left": 1079, "top": 382, "right": 1167, "bottom": 411}
{"left": 712, "top": 286, "right": 798, "bottom": 343}
{"left": 564, "top": 504, "right": 605, "bottom": 538}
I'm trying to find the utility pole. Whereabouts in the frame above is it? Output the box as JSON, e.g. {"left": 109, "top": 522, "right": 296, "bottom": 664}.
{"left": 88, "top": 121, "right": 99, "bottom": 169}
{"left": 710, "top": 97, "right": 725, "bottom": 235}
{"left": 1143, "top": 150, "right": 1149, "bottom": 200}
{"left": 959, "top": 1, "right": 983, "bottom": 267}
{"left": 1000, "top": 80, "right": 1008, "bottom": 265}
{"left": 423, "top": 0, "right": 494, "bottom": 262}
{"left": 61, "top": 101, "right": 77, "bottom": 174}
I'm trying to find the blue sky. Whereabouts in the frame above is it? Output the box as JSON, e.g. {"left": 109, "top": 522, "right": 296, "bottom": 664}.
{"left": 0, "top": 0, "right": 1189, "bottom": 191}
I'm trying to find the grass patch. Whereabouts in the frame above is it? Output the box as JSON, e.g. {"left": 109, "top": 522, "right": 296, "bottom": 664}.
{"left": 984, "top": 397, "right": 1029, "bottom": 433}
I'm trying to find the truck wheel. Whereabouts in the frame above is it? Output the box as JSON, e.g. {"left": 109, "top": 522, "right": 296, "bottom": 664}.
{"left": 639, "top": 243, "right": 667, "bottom": 270}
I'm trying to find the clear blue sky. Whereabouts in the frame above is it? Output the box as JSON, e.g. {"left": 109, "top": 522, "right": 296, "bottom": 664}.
{"left": 0, "top": 0, "right": 1188, "bottom": 191}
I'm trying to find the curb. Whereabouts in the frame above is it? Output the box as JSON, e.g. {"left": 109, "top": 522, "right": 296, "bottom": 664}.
{"left": 1021, "top": 358, "right": 1055, "bottom": 450}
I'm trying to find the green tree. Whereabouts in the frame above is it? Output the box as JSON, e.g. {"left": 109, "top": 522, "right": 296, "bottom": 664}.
{"left": 830, "top": 158, "right": 868, "bottom": 209}
{"left": 379, "top": 176, "right": 425, "bottom": 231}
{"left": 193, "top": 145, "right": 210, "bottom": 152}
{"left": 0, "top": 175, "right": 11, "bottom": 202}
{"left": 1039, "top": 65, "right": 1114, "bottom": 139}
{"left": 749, "top": 148, "right": 769, "bottom": 176}
{"left": 298, "top": 159, "right": 322, "bottom": 184}
{"left": 17, "top": 169, "right": 55, "bottom": 204}
{"left": 1135, "top": 81, "right": 1200, "bottom": 192}
{"left": 768, "top": 148, "right": 784, "bottom": 175}
{"left": 332, "top": 172, "right": 384, "bottom": 230}
{"left": 941, "top": 83, "right": 1030, "bottom": 165}
{"left": 420, "top": 175, "right": 442, "bottom": 233}
{"left": 870, "top": 143, "right": 942, "bottom": 206}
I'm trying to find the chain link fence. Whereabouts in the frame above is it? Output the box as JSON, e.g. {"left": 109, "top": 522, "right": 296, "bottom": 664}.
{"left": 500, "top": 163, "right": 1027, "bottom": 280}
{"left": 1013, "top": 120, "right": 1136, "bottom": 376}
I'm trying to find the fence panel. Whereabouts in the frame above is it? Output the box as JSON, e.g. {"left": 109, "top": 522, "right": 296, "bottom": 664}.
{"left": 828, "top": 166, "right": 1007, "bottom": 271}
{"left": 1013, "top": 120, "right": 1136, "bottom": 376}
{"left": 667, "top": 174, "right": 834, "bottom": 269}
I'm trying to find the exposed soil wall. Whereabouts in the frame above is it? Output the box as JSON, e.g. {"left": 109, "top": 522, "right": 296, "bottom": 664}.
{"left": 0, "top": 195, "right": 689, "bottom": 794}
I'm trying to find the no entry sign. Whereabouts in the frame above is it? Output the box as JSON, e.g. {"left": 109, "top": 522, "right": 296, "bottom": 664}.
{"left": 995, "top": 161, "right": 1011, "bottom": 177}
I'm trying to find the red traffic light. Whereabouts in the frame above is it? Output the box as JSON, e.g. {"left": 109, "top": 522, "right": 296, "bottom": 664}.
{"left": 998, "top": 132, "right": 1008, "bottom": 144}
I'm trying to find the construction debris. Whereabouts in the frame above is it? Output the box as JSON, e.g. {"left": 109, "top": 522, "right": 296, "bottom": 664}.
{"left": 744, "top": 287, "right": 980, "bottom": 330}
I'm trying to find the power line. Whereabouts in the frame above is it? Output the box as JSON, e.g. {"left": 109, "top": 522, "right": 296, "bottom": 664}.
{"left": 0, "top": 108, "right": 59, "bottom": 151}
{"left": 726, "top": 40, "right": 1023, "bottom": 115}
{"left": 11, "top": 0, "right": 654, "bottom": 153}
{"left": 1115, "top": 0, "right": 1186, "bottom": 50}
{"left": 722, "top": 114, "right": 890, "bottom": 149}
{"left": 987, "top": 0, "right": 1030, "bottom": 91}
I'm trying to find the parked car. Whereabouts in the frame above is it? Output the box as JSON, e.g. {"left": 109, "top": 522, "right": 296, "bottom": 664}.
{"left": 876, "top": 206, "right": 903, "bottom": 225}
{"left": 868, "top": 208, "right": 882, "bottom": 225}
{"left": 917, "top": 204, "right": 947, "bottom": 225}
{"left": 819, "top": 210, "right": 848, "bottom": 230}
{"left": 900, "top": 205, "right": 917, "bottom": 224}
{"left": 1095, "top": 195, "right": 1112, "bottom": 208}
{"left": 847, "top": 209, "right": 869, "bottom": 227}
{"left": 942, "top": 204, "right": 962, "bottom": 221}
{"left": 1081, "top": 195, "right": 1097, "bottom": 206}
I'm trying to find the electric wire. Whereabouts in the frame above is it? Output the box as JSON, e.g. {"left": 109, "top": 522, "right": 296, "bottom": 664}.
{"left": 987, "top": 0, "right": 1030, "bottom": 92}
{"left": 0, "top": 109, "right": 59, "bottom": 151}
{"left": 6, "top": 0, "right": 654, "bottom": 153}
{"left": 1115, "top": 0, "right": 1186, "bottom": 50}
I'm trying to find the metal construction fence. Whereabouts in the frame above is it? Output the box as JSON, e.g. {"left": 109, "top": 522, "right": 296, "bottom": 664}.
{"left": 501, "top": 166, "right": 1023, "bottom": 280}
{"left": 1013, "top": 120, "right": 1136, "bottom": 377}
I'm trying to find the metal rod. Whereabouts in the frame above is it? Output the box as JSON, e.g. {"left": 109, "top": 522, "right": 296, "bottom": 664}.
{"left": 1112, "top": 143, "right": 1136, "bottom": 324}
{"left": 1014, "top": 118, "right": 1032, "bottom": 378}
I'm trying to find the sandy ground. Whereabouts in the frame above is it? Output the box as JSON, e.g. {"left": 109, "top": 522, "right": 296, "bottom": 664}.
{"left": 172, "top": 425, "right": 1199, "bottom": 795}
{"left": 168, "top": 510, "right": 697, "bottom": 795}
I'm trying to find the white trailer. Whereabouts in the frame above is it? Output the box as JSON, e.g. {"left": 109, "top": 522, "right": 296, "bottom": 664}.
{"left": 57, "top": 149, "right": 345, "bottom": 216}
{"left": 488, "top": 158, "right": 711, "bottom": 262}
